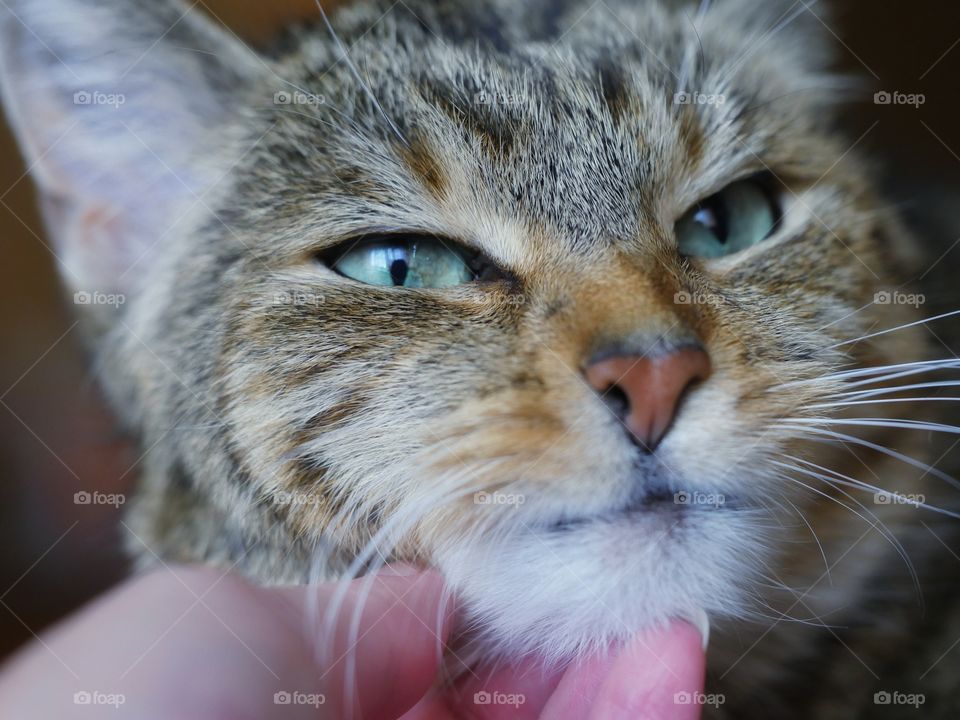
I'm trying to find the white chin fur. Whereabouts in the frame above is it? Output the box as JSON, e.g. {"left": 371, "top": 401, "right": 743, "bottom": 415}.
{"left": 436, "top": 507, "right": 759, "bottom": 665}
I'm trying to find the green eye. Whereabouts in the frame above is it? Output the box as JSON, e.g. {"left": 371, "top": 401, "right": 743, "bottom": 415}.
{"left": 331, "top": 236, "right": 476, "bottom": 288}
{"left": 675, "top": 179, "right": 781, "bottom": 259}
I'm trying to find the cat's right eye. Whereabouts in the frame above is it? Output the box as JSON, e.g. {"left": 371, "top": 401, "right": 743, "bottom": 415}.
{"left": 675, "top": 178, "right": 781, "bottom": 259}
{"left": 324, "top": 235, "right": 495, "bottom": 289}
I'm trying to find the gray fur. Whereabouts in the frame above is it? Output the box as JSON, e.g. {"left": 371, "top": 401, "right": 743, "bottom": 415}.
{"left": 2, "top": 0, "right": 958, "bottom": 716}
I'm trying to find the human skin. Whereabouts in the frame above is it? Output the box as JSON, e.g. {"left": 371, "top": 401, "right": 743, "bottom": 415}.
{"left": 0, "top": 566, "right": 705, "bottom": 719}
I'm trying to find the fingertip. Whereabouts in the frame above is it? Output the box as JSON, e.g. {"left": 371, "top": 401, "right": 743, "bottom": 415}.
{"left": 323, "top": 567, "right": 453, "bottom": 719}
{"left": 587, "top": 621, "right": 707, "bottom": 720}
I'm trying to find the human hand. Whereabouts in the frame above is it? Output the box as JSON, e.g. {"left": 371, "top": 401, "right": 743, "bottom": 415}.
{"left": 0, "top": 565, "right": 705, "bottom": 719}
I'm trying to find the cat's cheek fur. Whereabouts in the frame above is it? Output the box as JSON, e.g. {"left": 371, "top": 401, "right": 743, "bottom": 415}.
{"left": 434, "top": 509, "right": 762, "bottom": 664}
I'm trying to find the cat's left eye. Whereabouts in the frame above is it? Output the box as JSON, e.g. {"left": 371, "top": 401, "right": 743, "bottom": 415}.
{"left": 675, "top": 178, "right": 781, "bottom": 259}
{"left": 327, "top": 236, "right": 481, "bottom": 288}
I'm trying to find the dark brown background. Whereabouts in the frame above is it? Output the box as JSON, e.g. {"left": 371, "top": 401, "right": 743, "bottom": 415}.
{"left": 1, "top": 0, "right": 959, "bottom": 661}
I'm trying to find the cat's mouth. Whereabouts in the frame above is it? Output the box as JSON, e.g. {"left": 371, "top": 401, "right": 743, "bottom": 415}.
{"left": 546, "top": 482, "right": 732, "bottom": 532}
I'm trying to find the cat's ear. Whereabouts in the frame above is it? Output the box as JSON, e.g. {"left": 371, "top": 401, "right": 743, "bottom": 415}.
{"left": 0, "top": 0, "right": 267, "bottom": 295}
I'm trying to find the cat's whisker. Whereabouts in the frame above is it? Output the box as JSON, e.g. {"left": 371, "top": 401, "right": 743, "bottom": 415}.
{"left": 747, "top": 595, "right": 841, "bottom": 629}
{"left": 811, "top": 397, "right": 960, "bottom": 410}
{"left": 268, "top": 105, "right": 340, "bottom": 130}
{"left": 773, "top": 358, "right": 960, "bottom": 390}
{"left": 312, "top": 449, "right": 521, "bottom": 702}
{"left": 834, "top": 380, "right": 960, "bottom": 401}
{"left": 743, "top": 76, "right": 867, "bottom": 113}
{"left": 717, "top": 0, "right": 819, "bottom": 89}
{"left": 835, "top": 365, "right": 960, "bottom": 391}
{"left": 676, "top": 0, "right": 711, "bottom": 95}
{"left": 777, "top": 424, "right": 960, "bottom": 490}
{"left": 312, "top": 478, "right": 485, "bottom": 704}
{"left": 827, "top": 309, "right": 960, "bottom": 349}
{"left": 311, "top": 0, "right": 407, "bottom": 147}
{"left": 832, "top": 358, "right": 959, "bottom": 378}
{"left": 754, "top": 581, "right": 852, "bottom": 629}
{"left": 783, "top": 496, "right": 831, "bottom": 584}
{"left": 779, "top": 454, "right": 960, "bottom": 521}
{"left": 771, "top": 461, "right": 920, "bottom": 597}
{"left": 790, "top": 417, "right": 960, "bottom": 436}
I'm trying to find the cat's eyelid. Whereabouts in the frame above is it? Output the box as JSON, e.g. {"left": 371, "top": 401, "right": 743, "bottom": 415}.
{"left": 319, "top": 230, "right": 475, "bottom": 262}
{"left": 675, "top": 169, "right": 781, "bottom": 221}
{"left": 697, "top": 215, "right": 795, "bottom": 273}
{"left": 311, "top": 227, "right": 491, "bottom": 258}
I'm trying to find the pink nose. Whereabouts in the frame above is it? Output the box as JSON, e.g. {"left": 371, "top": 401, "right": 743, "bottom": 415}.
{"left": 584, "top": 347, "right": 711, "bottom": 451}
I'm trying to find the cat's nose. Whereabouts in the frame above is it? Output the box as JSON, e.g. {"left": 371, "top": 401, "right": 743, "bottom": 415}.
{"left": 584, "top": 347, "right": 711, "bottom": 451}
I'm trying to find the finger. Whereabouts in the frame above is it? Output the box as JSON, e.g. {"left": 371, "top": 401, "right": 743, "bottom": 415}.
{"left": 446, "top": 656, "right": 565, "bottom": 719}
{"left": 581, "top": 621, "right": 706, "bottom": 720}
{"left": 534, "top": 648, "right": 618, "bottom": 719}
{"left": 278, "top": 566, "right": 454, "bottom": 720}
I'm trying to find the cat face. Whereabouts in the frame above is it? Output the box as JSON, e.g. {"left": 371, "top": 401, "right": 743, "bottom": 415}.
{"left": 0, "top": 0, "right": 927, "bottom": 661}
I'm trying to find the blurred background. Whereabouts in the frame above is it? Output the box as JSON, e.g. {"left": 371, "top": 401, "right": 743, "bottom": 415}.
{"left": 1, "top": 0, "right": 959, "bottom": 662}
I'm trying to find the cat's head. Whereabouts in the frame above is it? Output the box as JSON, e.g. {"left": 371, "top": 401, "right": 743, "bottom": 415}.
{"left": 0, "top": 0, "right": 927, "bottom": 661}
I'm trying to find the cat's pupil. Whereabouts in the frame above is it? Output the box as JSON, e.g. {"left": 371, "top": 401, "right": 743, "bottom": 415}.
{"left": 694, "top": 202, "right": 728, "bottom": 244}
{"left": 390, "top": 258, "right": 409, "bottom": 286}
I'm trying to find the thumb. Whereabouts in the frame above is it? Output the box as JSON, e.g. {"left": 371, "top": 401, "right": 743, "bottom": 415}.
{"left": 589, "top": 620, "right": 706, "bottom": 720}
{"left": 280, "top": 566, "right": 453, "bottom": 720}
{"left": 540, "top": 620, "right": 706, "bottom": 720}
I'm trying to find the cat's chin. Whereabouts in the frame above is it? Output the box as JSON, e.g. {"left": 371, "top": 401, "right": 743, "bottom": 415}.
{"left": 435, "top": 506, "right": 762, "bottom": 665}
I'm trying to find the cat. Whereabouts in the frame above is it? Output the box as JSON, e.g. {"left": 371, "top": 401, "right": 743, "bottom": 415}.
{"left": 2, "top": 0, "right": 959, "bottom": 716}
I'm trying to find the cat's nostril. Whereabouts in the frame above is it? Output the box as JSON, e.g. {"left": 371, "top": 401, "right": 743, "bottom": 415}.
{"left": 600, "top": 383, "right": 630, "bottom": 422}
{"left": 584, "top": 347, "right": 711, "bottom": 451}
